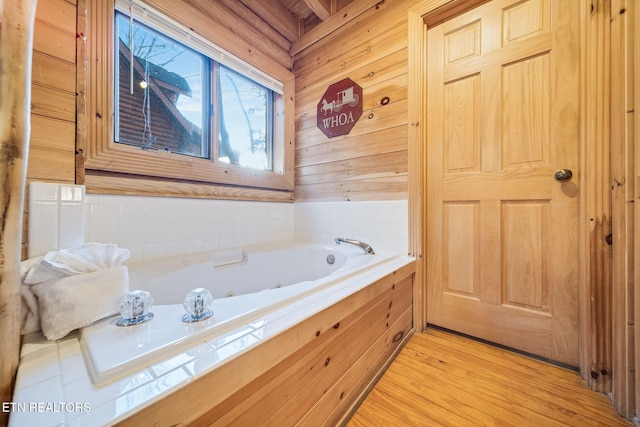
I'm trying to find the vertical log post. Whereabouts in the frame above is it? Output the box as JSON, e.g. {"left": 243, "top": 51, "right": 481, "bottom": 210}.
{"left": 0, "top": 1, "right": 39, "bottom": 425}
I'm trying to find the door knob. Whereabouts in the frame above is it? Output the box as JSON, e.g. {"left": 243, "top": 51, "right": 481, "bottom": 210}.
{"left": 554, "top": 169, "right": 573, "bottom": 182}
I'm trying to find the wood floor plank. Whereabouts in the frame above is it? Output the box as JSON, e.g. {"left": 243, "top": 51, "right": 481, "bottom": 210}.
{"left": 347, "top": 328, "right": 631, "bottom": 427}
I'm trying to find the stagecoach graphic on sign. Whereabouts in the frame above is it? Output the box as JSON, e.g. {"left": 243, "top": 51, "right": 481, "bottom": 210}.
{"left": 320, "top": 86, "right": 360, "bottom": 115}
{"left": 317, "top": 78, "right": 363, "bottom": 138}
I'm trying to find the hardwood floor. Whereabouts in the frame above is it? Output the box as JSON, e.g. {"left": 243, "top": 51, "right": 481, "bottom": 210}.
{"left": 346, "top": 328, "right": 630, "bottom": 427}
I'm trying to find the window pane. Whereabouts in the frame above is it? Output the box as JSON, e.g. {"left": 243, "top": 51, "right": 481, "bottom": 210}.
{"left": 115, "top": 12, "right": 209, "bottom": 158}
{"left": 218, "top": 66, "right": 272, "bottom": 170}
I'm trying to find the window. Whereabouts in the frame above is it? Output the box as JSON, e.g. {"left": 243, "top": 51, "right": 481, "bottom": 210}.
{"left": 115, "top": 12, "right": 210, "bottom": 159}
{"left": 83, "top": 0, "right": 294, "bottom": 199}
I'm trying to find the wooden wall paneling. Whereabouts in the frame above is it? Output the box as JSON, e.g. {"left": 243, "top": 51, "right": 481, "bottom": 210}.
{"left": 33, "top": 19, "right": 75, "bottom": 63}
{"left": 28, "top": 0, "right": 78, "bottom": 186}
{"left": 294, "top": 11, "right": 409, "bottom": 89}
{"left": 27, "top": 149, "right": 76, "bottom": 182}
{"left": 30, "top": 116, "right": 75, "bottom": 153}
{"left": 148, "top": 0, "right": 293, "bottom": 74}
{"left": 580, "top": 0, "right": 613, "bottom": 391}
{"left": 294, "top": 20, "right": 408, "bottom": 88}
{"left": 296, "top": 131, "right": 406, "bottom": 174}
{"left": 295, "top": 130, "right": 406, "bottom": 175}
{"left": 0, "top": 2, "right": 39, "bottom": 425}
{"left": 611, "top": 0, "right": 635, "bottom": 418}
{"left": 308, "top": 307, "right": 413, "bottom": 426}
{"left": 634, "top": 0, "right": 640, "bottom": 420}
{"left": 35, "top": 0, "right": 77, "bottom": 34}
{"left": 294, "top": 176, "right": 408, "bottom": 201}
{"left": 293, "top": 1, "right": 412, "bottom": 202}
{"left": 30, "top": 85, "right": 75, "bottom": 122}
{"left": 31, "top": 52, "right": 75, "bottom": 92}
{"left": 291, "top": 0, "right": 390, "bottom": 55}
{"left": 296, "top": 151, "right": 408, "bottom": 186}
{"left": 307, "top": 278, "right": 413, "bottom": 426}
{"left": 205, "top": 0, "right": 293, "bottom": 53}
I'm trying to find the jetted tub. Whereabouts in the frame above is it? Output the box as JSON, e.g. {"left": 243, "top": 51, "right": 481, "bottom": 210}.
{"left": 80, "top": 242, "right": 401, "bottom": 386}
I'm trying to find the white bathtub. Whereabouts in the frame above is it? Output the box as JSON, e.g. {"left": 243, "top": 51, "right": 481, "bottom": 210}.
{"left": 127, "top": 244, "right": 356, "bottom": 303}
{"left": 79, "top": 242, "right": 399, "bottom": 386}
{"left": 10, "top": 242, "right": 413, "bottom": 427}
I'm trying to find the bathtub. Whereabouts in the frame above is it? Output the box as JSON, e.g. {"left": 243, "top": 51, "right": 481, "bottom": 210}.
{"left": 80, "top": 242, "right": 401, "bottom": 385}
{"left": 10, "top": 242, "right": 414, "bottom": 427}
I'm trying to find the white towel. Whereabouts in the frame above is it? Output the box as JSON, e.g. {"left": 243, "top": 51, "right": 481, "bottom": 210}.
{"left": 24, "top": 242, "right": 130, "bottom": 284}
{"left": 31, "top": 266, "right": 129, "bottom": 341}
{"left": 20, "top": 243, "right": 131, "bottom": 339}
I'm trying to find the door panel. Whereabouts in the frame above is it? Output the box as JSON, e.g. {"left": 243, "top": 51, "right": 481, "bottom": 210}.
{"left": 426, "top": 0, "right": 580, "bottom": 366}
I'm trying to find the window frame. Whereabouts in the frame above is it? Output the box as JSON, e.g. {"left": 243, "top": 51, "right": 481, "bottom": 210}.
{"left": 82, "top": 0, "right": 295, "bottom": 198}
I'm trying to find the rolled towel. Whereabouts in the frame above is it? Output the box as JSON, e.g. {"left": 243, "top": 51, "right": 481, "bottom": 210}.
{"left": 30, "top": 266, "right": 129, "bottom": 341}
{"left": 24, "top": 243, "right": 130, "bottom": 285}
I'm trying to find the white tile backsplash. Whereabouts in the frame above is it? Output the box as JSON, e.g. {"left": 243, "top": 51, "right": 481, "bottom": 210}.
{"left": 294, "top": 200, "right": 409, "bottom": 255}
{"left": 84, "top": 196, "right": 296, "bottom": 261}
{"left": 28, "top": 182, "right": 85, "bottom": 258}
{"left": 29, "top": 185, "right": 408, "bottom": 262}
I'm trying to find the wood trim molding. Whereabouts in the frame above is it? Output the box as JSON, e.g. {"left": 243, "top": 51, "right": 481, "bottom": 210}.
{"left": 580, "top": 0, "right": 613, "bottom": 392}
{"left": 633, "top": 0, "right": 640, "bottom": 420}
{"left": 406, "top": 0, "right": 489, "bottom": 333}
{"left": 83, "top": 171, "right": 294, "bottom": 202}
{"left": 610, "top": 0, "right": 635, "bottom": 418}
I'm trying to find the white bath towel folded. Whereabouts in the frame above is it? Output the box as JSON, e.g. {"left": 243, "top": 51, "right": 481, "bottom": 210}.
{"left": 30, "top": 266, "right": 129, "bottom": 341}
{"left": 20, "top": 243, "right": 131, "bottom": 340}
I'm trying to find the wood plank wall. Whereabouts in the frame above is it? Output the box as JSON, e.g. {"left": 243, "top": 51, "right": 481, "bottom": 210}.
{"left": 25, "top": 0, "right": 78, "bottom": 259}
{"left": 29, "top": 0, "right": 77, "bottom": 184}
{"left": 293, "top": 1, "right": 412, "bottom": 201}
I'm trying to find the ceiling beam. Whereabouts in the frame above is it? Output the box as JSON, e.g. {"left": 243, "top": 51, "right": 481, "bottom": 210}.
{"left": 303, "top": 0, "right": 331, "bottom": 21}
{"left": 291, "top": 0, "right": 383, "bottom": 55}
{"left": 239, "top": 0, "right": 300, "bottom": 42}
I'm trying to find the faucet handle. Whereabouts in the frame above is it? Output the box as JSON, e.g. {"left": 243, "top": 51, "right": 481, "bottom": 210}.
{"left": 182, "top": 288, "right": 214, "bottom": 323}
{"left": 117, "top": 290, "right": 154, "bottom": 326}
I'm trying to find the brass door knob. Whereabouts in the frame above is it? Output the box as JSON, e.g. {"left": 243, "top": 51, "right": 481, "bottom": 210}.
{"left": 554, "top": 169, "right": 573, "bottom": 182}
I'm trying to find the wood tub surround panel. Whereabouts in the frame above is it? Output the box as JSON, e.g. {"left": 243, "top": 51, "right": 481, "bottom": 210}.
{"left": 116, "top": 262, "right": 415, "bottom": 427}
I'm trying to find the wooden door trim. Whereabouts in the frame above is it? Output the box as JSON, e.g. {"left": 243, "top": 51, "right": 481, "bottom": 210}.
{"left": 635, "top": 0, "right": 640, "bottom": 420}
{"left": 407, "top": 0, "right": 606, "bottom": 389}
{"left": 610, "top": 0, "right": 636, "bottom": 419}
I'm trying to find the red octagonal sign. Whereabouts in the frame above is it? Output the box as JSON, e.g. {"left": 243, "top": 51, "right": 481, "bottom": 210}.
{"left": 317, "top": 78, "right": 363, "bottom": 138}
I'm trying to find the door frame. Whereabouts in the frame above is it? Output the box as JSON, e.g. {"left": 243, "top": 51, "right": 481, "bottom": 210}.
{"left": 407, "top": 0, "right": 619, "bottom": 401}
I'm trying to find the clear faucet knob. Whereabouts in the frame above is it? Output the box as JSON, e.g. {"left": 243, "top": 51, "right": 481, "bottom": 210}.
{"left": 182, "top": 288, "right": 214, "bottom": 323}
{"left": 117, "top": 290, "right": 154, "bottom": 326}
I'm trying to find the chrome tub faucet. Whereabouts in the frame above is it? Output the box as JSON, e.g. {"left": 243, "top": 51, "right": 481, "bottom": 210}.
{"left": 335, "top": 238, "right": 375, "bottom": 255}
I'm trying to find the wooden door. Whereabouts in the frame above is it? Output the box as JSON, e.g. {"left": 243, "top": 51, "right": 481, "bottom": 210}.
{"left": 426, "top": 0, "right": 580, "bottom": 366}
